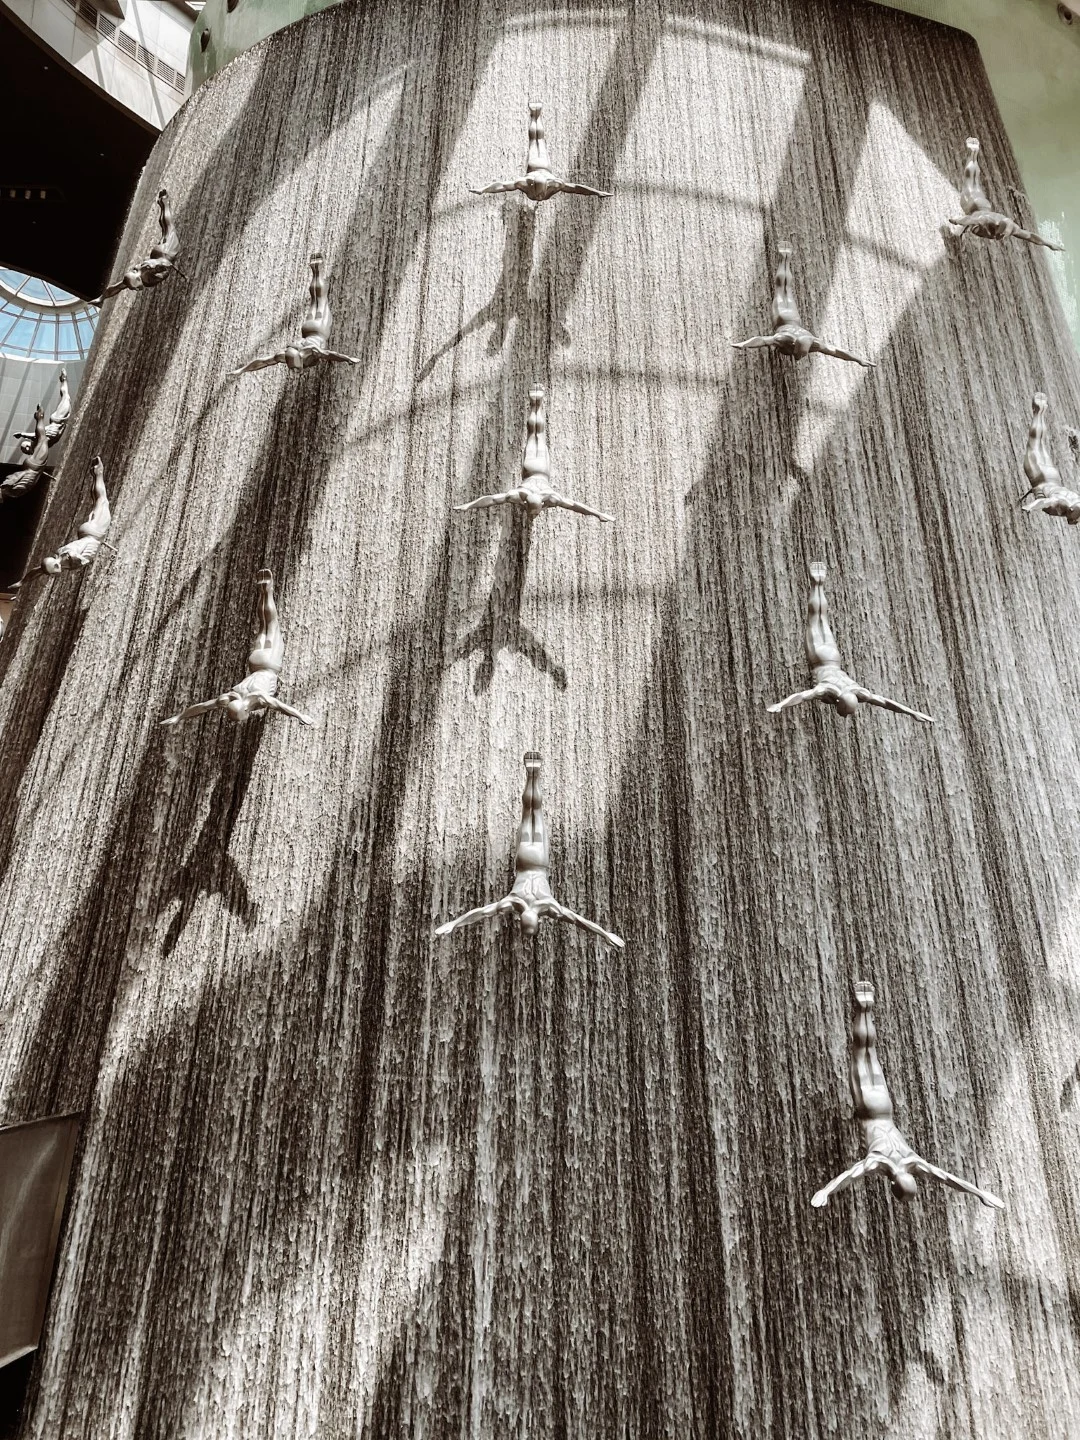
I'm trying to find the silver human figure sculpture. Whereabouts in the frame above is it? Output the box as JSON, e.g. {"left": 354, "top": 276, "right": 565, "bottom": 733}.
{"left": 768, "top": 561, "right": 934, "bottom": 724}
{"left": 160, "top": 569, "right": 314, "bottom": 729}
{"left": 19, "top": 457, "right": 113, "bottom": 582}
{"left": 1019, "top": 393, "right": 1080, "bottom": 524}
{"left": 0, "top": 405, "right": 51, "bottom": 504}
{"left": 14, "top": 368, "right": 70, "bottom": 453}
{"left": 948, "top": 138, "right": 1063, "bottom": 251}
{"left": 469, "top": 102, "right": 611, "bottom": 204}
{"left": 436, "top": 752, "right": 624, "bottom": 948}
{"left": 455, "top": 387, "right": 613, "bottom": 522}
{"left": 732, "top": 247, "right": 874, "bottom": 367}
{"left": 231, "top": 253, "right": 360, "bottom": 375}
{"left": 812, "top": 982, "right": 1003, "bottom": 1210}
{"left": 95, "top": 189, "right": 184, "bottom": 302}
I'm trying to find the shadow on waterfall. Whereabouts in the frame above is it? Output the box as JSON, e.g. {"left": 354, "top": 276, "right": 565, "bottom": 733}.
{"left": 153, "top": 723, "right": 262, "bottom": 957}
{"left": 417, "top": 199, "right": 547, "bottom": 382}
{"left": 454, "top": 505, "right": 568, "bottom": 693}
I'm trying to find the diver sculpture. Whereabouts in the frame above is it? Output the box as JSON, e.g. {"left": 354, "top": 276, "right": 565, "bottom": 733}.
{"left": 768, "top": 562, "right": 934, "bottom": 724}
{"left": 95, "top": 189, "right": 184, "bottom": 302}
{"left": 1019, "top": 393, "right": 1080, "bottom": 524}
{"left": 812, "top": 982, "right": 1004, "bottom": 1210}
{"left": 0, "top": 405, "right": 51, "bottom": 503}
{"left": 455, "top": 387, "right": 613, "bottom": 521}
{"left": 231, "top": 253, "right": 360, "bottom": 375}
{"left": 732, "top": 247, "right": 874, "bottom": 367}
{"left": 436, "top": 752, "right": 624, "bottom": 948}
{"left": 17, "top": 457, "right": 112, "bottom": 582}
{"left": 948, "top": 138, "right": 1063, "bottom": 250}
{"left": 160, "top": 569, "right": 314, "bottom": 728}
{"left": 14, "top": 368, "right": 70, "bottom": 452}
{"left": 469, "top": 102, "right": 610, "bottom": 204}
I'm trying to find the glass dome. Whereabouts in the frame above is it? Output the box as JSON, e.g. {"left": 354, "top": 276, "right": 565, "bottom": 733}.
{"left": 0, "top": 268, "right": 99, "bottom": 361}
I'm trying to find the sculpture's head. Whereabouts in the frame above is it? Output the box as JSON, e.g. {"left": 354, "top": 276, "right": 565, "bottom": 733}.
{"left": 774, "top": 325, "right": 811, "bottom": 360}
{"left": 891, "top": 1171, "right": 918, "bottom": 1202}
{"left": 224, "top": 692, "right": 251, "bottom": 723}
{"left": 519, "top": 908, "right": 540, "bottom": 938}
{"left": 19, "top": 439, "right": 32, "bottom": 455}
{"left": 42, "top": 556, "right": 62, "bottom": 575}
{"left": 284, "top": 347, "right": 306, "bottom": 371}
{"left": 836, "top": 691, "right": 859, "bottom": 718}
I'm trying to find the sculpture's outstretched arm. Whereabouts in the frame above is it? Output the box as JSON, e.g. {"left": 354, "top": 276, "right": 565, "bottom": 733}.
{"left": 731, "top": 334, "right": 778, "bottom": 352}
{"left": 547, "top": 494, "right": 615, "bottom": 523}
{"left": 320, "top": 350, "right": 361, "bottom": 366}
{"left": 554, "top": 181, "right": 611, "bottom": 198}
{"left": 810, "top": 339, "right": 875, "bottom": 368}
{"left": 160, "top": 696, "right": 225, "bottom": 727}
{"left": 1010, "top": 225, "right": 1065, "bottom": 253}
{"left": 469, "top": 179, "right": 524, "bottom": 195}
{"left": 912, "top": 1159, "right": 1004, "bottom": 1209}
{"left": 95, "top": 279, "right": 129, "bottom": 303}
{"left": 454, "top": 491, "right": 518, "bottom": 512}
{"left": 551, "top": 902, "right": 625, "bottom": 950}
{"left": 1021, "top": 490, "right": 1080, "bottom": 521}
{"left": 230, "top": 353, "right": 287, "bottom": 376}
{"left": 854, "top": 688, "right": 934, "bottom": 724}
{"left": 264, "top": 695, "right": 316, "bottom": 727}
{"left": 1021, "top": 492, "right": 1052, "bottom": 515}
{"left": 810, "top": 1156, "right": 878, "bottom": 1208}
{"left": 766, "top": 685, "right": 828, "bottom": 713}
{"left": 947, "top": 214, "right": 989, "bottom": 235}
{"left": 435, "top": 896, "right": 513, "bottom": 935}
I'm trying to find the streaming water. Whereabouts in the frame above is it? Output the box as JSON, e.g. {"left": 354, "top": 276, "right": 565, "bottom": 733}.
{"left": 1, "top": 1, "right": 1079, "bottom": 1435}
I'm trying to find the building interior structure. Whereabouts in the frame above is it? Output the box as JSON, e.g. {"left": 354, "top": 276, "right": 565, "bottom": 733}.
{"left": 1, "top": 0, "right": 1079, "bottom": 1436}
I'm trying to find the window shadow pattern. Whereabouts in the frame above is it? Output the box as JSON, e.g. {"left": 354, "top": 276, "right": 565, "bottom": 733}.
{"left": 1, "top": 1, "right": 1080, "bottom": 1438}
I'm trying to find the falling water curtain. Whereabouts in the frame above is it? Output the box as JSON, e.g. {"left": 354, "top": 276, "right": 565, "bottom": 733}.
{"left": 1, "top": 0, "right": 1079, "bottom": 1435}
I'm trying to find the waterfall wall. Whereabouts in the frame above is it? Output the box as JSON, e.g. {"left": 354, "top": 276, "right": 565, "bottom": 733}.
{"left": 3, "top": 1, "right": 1080, "bottom": 1435}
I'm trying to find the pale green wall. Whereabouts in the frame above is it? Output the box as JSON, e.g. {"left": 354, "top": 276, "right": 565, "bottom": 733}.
{"left": 189, "top": 0, "right": 344, "bottom": 91}
{"left": 188, "top": 0, "right": 1080, "bottom": 344}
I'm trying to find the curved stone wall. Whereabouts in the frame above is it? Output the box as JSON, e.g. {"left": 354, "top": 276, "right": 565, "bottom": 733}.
{"left": 3, "top": 1, "right": 1080, "bottom": 1435}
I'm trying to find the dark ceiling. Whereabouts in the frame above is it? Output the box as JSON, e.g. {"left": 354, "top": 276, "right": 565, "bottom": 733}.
{"left": 0, "top": 10, "right": 156, "bottom": 299}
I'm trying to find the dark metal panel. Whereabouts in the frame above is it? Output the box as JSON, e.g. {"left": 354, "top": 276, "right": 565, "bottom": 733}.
{"left": 0, "top": 1115, "right": 80, "bottom": 1369}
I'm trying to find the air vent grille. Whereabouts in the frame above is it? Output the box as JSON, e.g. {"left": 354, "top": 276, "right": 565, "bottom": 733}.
{"left": 62, "top": 0, "right": 187, "bottom": 92}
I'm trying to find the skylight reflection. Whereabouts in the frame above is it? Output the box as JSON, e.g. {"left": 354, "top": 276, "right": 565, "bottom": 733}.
{"left": 0, "top": 267, "right": 99, "bottom": 360}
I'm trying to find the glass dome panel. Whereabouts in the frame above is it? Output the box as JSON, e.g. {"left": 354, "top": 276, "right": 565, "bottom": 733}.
{"left": 1, "top": 317, "right": 37, "bottom": 352}
{"left": 0, "top": 267, "right": 99, "bottom": 359}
